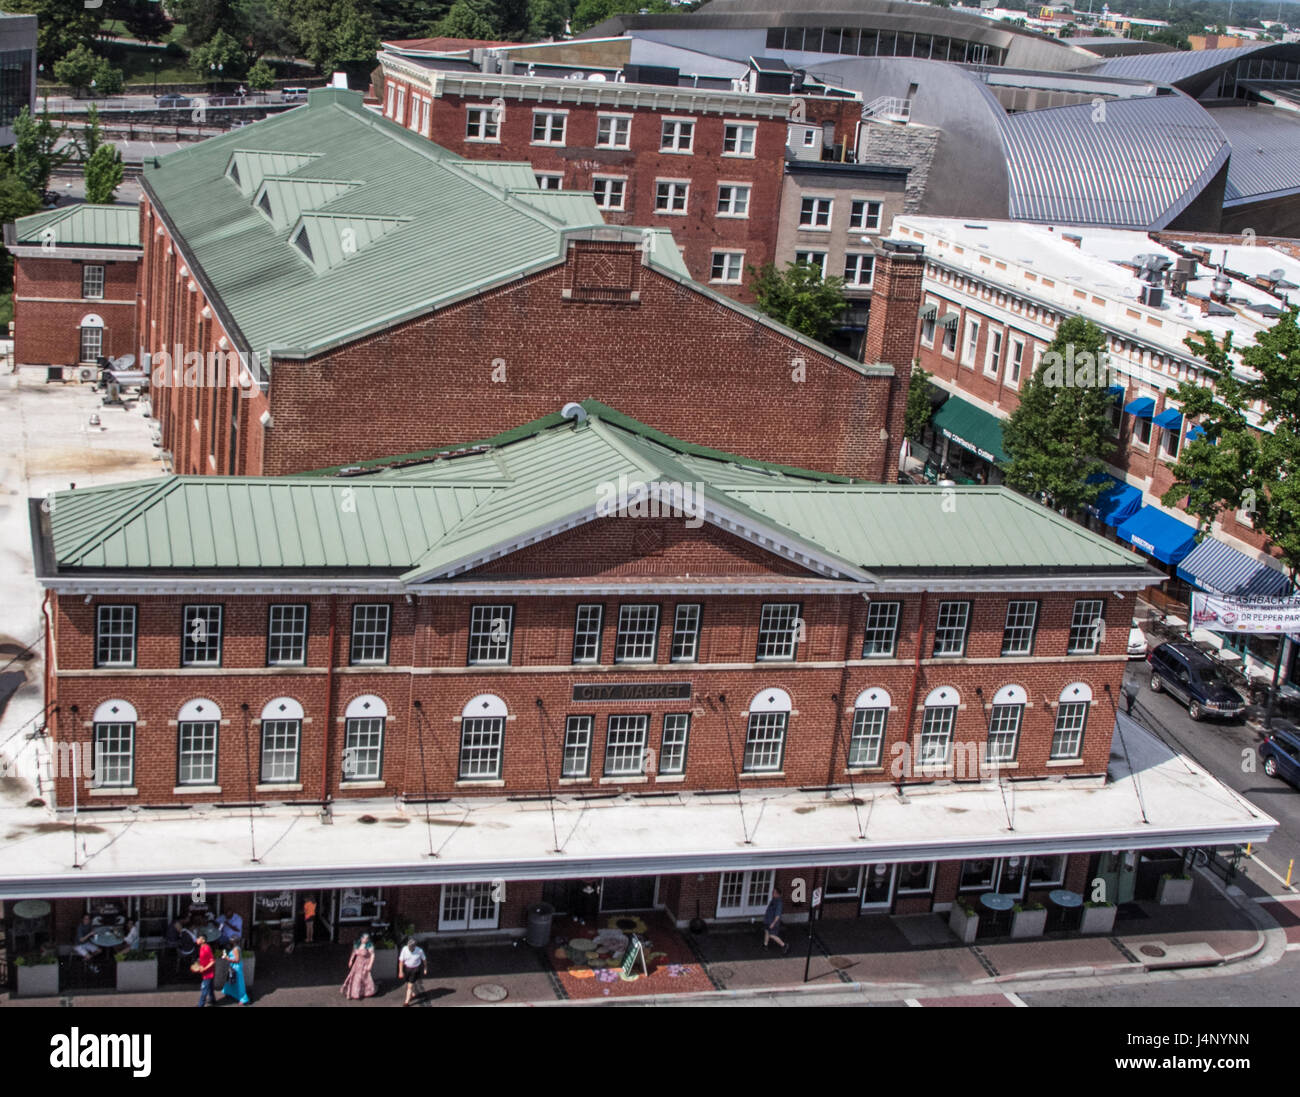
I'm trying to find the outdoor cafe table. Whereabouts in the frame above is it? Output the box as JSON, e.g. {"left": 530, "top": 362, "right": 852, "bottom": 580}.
{"left": 1048, "top": 889, "right": 1083, "bottom": 931}
{"left": 12, "top": 899, "right": 51, "bottom": 920}
{"left": 979, "top": 892, "right": 1016, "bottom": 936}
{"left": 91, "top": 929, "right": 124, "bottom": 949}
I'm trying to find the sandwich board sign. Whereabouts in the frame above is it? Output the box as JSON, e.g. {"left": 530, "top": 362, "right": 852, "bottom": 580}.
{"left": 621, "top": 934, "right": 648, "bottom": 978}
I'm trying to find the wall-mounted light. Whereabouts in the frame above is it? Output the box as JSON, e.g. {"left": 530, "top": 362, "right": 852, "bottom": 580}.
{"left": 83, "top": 594, "right": 92, "bottom": 604}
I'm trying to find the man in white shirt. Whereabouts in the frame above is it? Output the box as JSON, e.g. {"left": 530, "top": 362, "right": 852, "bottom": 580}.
{"left": 397, "top": 938, "right": 427, "bottom": 1007}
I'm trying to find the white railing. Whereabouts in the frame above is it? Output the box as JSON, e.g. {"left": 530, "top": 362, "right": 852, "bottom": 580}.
{"left": 862, "top": 95, "right": 912, "bottom": 121}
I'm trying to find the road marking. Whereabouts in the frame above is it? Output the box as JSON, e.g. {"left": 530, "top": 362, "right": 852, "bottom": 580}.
{"left": 1004, "top": 992, "right": 1028, "bottom": 1007}
{"left": 904, "top": 998, "right": 922, "bottom": 1008}
{"left": 1286, "top": 943, "right": 1300, "bottom": 952}
{"left": 1246, "top": 855, "right": 1296, "bottom": 893}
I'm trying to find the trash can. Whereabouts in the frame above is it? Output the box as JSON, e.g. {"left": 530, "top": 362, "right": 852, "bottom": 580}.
{"left": 524, "top": 902, "right": 554, "bottom": 948}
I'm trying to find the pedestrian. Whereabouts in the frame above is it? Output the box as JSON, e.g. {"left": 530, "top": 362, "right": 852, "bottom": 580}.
{"left": 72, "top": 914, "right": 103, "bottom": 974}
{"left": 340, "top": 932, "right": 377, "bottom": 1000}
{"left": 220, "top": 937, "right": 251, "bottom": 1005}
{"left": 194, "top": 934, "right": 217, "bottom": 1006}
{"left": 397, "top": 937, "right": 427, "bottom": 1007}
{"left": 217, "top": 908, "right": 243, "bottom": 947}
{"left": 763, "top": 887, "right": 789, "bottom": 953}
{"left": 302, "top": 896, "right": 317, "bottom": 943}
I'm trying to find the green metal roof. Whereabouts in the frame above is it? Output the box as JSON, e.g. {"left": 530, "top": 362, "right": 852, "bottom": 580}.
{"left": 12, "top": 204, "right": 140, "bottom": 248}
{"left": 932, "top": 394, "right": 1010, "bottom": 465}
{"left": 43, "top": 403, "right": 1153, "bottom": 582}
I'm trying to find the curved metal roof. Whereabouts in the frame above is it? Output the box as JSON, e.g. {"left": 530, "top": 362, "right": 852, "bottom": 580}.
{"left": 1212, "top": 106, "right": 1300, "bottom": 202}
{"left": 1088, "top": 42, "right": 1300, "bottom": 95}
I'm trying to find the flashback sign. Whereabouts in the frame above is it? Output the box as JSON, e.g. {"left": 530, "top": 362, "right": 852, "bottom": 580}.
{"left": 1191, "top": 592, "right": 1300, "bottom": 636}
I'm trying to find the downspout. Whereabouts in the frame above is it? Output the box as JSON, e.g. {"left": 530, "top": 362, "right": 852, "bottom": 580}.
{"left": 42, "top": 590, "right": 57, "bottom": 807}
{"left": 321, "top": 600, "right": 336, "bottom": 803}
{"left": 827, "top": 593, "right": 860, "bottom": 786}
{"left": 897, "top": 591, "right": 928, "bottom": 794}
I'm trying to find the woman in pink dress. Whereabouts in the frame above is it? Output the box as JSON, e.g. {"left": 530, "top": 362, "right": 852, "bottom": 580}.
{"left": 340, "top": 933, "right": 377, "bottom": 1000}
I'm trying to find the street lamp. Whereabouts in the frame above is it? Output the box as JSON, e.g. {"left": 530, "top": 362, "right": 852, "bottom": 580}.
{"left": 209, "top": 61, "right": 223, "bottom": 94}
{"left": 152, "top": 56, "right": 163, "bottom": 96}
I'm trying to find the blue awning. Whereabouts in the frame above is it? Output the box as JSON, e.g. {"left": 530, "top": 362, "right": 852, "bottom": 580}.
{"left": 1086, "top": 474, "right": 1143, "bottom": 527}
{"left": 1186, "top": 424, "right": 1206, "bottom": 442}
{"left": 1153, "top": 408, "right": 1183, "bottom": 430}
{"left": 1176, "top": 536, "right": 1295, "bottom": 597}
{"left": 1115, "top": 506, "right": 1198, "bottom": 566}
{"left": 1124, "top": 397, "right": 1155, "bottom": 418}
{"left": 1106, "top": 384, "right": 1125, "bottom": 398}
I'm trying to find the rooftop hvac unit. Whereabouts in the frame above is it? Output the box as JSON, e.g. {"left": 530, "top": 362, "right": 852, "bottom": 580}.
{"left": 1174, "top": 256, "right": 1197, "bottom": 277}
{"left": 1140, "top": 284, "right": 1164, "bottom": 309}
{"left": 77, "top": 366, "right": 96, "bottom": 382}
{"left": 1167, "top": 270, "right": 1190, "bottom": 297}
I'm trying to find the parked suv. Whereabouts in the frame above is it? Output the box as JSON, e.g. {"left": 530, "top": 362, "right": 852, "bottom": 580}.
{"left": 1148, "top": 642, "right": 1246, "bottom": 721}
{"left": 1261, "top": 723, "right": 1300, "bottom": 788}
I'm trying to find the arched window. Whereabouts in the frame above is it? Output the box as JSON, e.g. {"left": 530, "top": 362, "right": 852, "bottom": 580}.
{"left": 178, "top": 698, "right": 220, "bottom": 786}
{"left": 343, "top": 695, "right": 387, "bottom": 783}
{"left": 1052, "top": 683, "right": 1092, "bottom": 760}
{"left": 849, "top": 688, "right": 891, "bottom": 768}
{"left": 460, "top": 694, "right": 507, "bottom": 780}
{"left": 259, "top": 697, "right": 303, "bottom": 784}
{"left": 743, "top": 688, "right": 791, "bottom": 773}
{"left": 986, "top": 685, "right": 1026, "bottom": 764}
{"left": 920, "top": 686, "right": 958, "bottom": 765}
{"left": 79, "top": 312, "right": 105, "bottom": 363}
{"left": 92, "top": 699, "right": 136, "bottom": 788}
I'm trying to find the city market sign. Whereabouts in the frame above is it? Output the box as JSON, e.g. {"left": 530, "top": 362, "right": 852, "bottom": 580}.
{"left": 571, "top": 682, "right": 692, "bottom": 703}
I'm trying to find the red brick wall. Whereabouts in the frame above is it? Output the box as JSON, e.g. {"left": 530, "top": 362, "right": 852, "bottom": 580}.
{"left": 13, "top": 254, "right": 139, "bottom": 367}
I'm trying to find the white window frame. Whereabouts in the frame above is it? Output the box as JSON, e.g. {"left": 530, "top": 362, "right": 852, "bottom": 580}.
{"left": 860, "top": 863, "right": 898, "bottom": 910}
{"left": 182, "top": 604, "right": 222, "bottom": 667}
{"left": 896, "top": 861, "right": 936, "bottom": 895}
{"left": 82, "top": 264, "right": 104, "bottom": 300}
{"left": 603, "top": 714, "right": 650, "bottom": 777}
{"left": 799, "top": 196, "right": 833, "bottom": 230}
{"left": 259, "top": 704, "right": 302, "bottom": 785}
{"left": 614, "top": 604, "right": 660, "bottom": 664}
{"left": 660, "top": 116, "right": 695, "bottom": 152}
{"left": 1067, "top": 599, "right": 1105, "bottom": 655}
{"left": 177, "top": 705, "right": 219, "bottom": 787}
{"left": 716, "top": 182, "right": 751, "bottom": 218}
{"left": 793, "top": 250, "right": 827, "bottom": 278}
{"left": 717, "top": 869, "right": 774, "bottom": 916}
{"left": 591, "top": 174, "right": 626, "bottom": 211}
{"left": 531, "top": 109, "right": 567, "bottom": 146}
{"left": 670, "top": 603, "right": 701, "bottom": 663}
{"left": 459, "top": 716, "right": 504, "bottom": 779}
{"left": 710, "top": 250, "right": 745, "bottom": 284}
{"left": 465, "top": 105, "right": 500, "bottom": 142}
{"left": 848, "top": 688, "right": 890, "bottom": 768}
{"left": 849, "top": 198, "right": 882, "bottom": 233}
{"left": 266, "top": 603, "right": 309, "bottom": 666}
{"left": 722, "top": 121, "right": 757, "bottom": 158}
{"left": 394, "top": 85, "right": 406, "bottom": 124}
{"left": 984, "top": 325, "right": 1003, "bottom": 379}
{"left": 93, "top": 719, "right": 135, "bottom": 788}
{"left": 844, "top": 252, "right": 874, "bottom": 288}
{"left": 572, "top": 603, "right": 604, "bottom": 665}
{"left": 1000, "top": 600, "right": 1038, "bottom": 656}
{"left": 342, "top": 700, "right": 385, "bottom": 783}
{"left": 932, "top": 601, "right": 971, "bottom": 657}
{"left": 742, "top": 710, "right": 787, "bottom": 772}
{"left": 961, "top": 317, "right": 981, "bottom": 367}
{"left": 756, "top": 602, "right": 801, "bottom": 661}
{"left": 660, "top": 713, "right": 690, "bottom": 775}
{"left": 439, "top": 883, "right": 499, "bottom": 931}
{"left": 95, "top": 605, "right": 136, "bottom": 668}
{"left": 535, "top": 172, "right": 564, "bottom": 190}
{"left": 596, "top": 112, "right": 632, "bottom": 149}
{"left": 467, "top": 604, "right": 513, "bottom": 665}
{"left": 941, "top": 316, "right": 958, "bottom": 358}
{"left": 385, "top": 82, "right": 395, "bottom": 117}
{"left": 349, "top": 603, "right": 391, "bottom": 666}
{"left": 654, "top": 178, "right": 690, "bottom": 215}
{"left": 862, "top": 601, "right": 900, "bottom": 657}
{"left": 562, "top": 715, "right": 593, "bottom": 778}
{"left": 80, "top": 324, "right": 103, "bottom": 363}
{"left": 1161, "top": 421, "right": 1182, "bottom": 462}
{"left": 985, "top": 694, "right": 1024, "bottom": 764}
{"left": 1008, "top": 336, "right": 1025, "bottom": 388}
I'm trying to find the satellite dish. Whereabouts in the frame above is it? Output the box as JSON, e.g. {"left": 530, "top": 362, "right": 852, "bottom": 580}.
{"left": 113, "top": 353, "right": 136, "bottom": 369}
{"left": 587, "top": 72, "right": 606, "bottom": 81}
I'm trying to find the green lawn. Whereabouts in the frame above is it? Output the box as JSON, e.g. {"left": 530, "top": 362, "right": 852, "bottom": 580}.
{"left": 0, "top": 292, "right": 14, "bottom": 331}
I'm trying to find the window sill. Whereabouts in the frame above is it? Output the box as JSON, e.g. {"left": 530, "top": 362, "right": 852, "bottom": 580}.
{"left": 558, "top": 777, "right": 592, "bottom": 786}
{"left": 1045, "top": 758, "right": 1084, "bottom": 767}
{"left": 600, "top": 775, "right": 648, "bottom": 785}
{"left": 844, "top": 766, "right": 884, "bottom": 775}
{"left": 659, "top": 148, "right": 695, "bottom": 155}
{"left": 89, "top": 787, "right": 136, "bottom": 796}
{"left": 455, "top": 779, "right": 505, "bottom": 788}
{"left": 173, "top": 785, "right": 221, "bottom": 795}
{"left": 720, "top": 152, "right": 756, "bottom": 159}
{"left": 255, "top": 782, "right": 302, "bottom": 792}
{"left": 715, "top": 212, "right": 749, "bottom": 220}
{"left": 654, "top": 209, "right": 689, "bottom": 216}
{"left": 739, "top": 771, "right": 784, "bottom": 780}
{"left": 655, "top": 774, "right": 686, "bottom": 783}
{"left": 465, "top": 138, "right": 501, "bottom": 144}
{"left": 340, "top": 780, "right": 386, "bottom": 790}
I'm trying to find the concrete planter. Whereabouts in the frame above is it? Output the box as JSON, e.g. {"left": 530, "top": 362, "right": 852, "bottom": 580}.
{"left": 1011, "top": 907, "right": 1048, "bottom": 938}
{"left": 1080, "top": 904, "right": 1117, "bottom": 934}
{"left": 116, "top": 957, "right": 158, "bottom": 992}
{"left": 948, "top": 904, "right": 979, "bottom": 944}
{"left": 15, "top": 961, "right": 59, "bottom": 998}
{"left": 1157, "top": 875, "right": 1193, "bottom": 906}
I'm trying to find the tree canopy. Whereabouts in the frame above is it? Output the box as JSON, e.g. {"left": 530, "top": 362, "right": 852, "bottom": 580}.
{"left": 748, "top": 260, "right": 848, "bottom": 345}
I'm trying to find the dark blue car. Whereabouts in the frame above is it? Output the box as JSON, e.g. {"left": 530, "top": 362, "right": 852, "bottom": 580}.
{"left": 1261, "top": 724, "right": 1300, "bottom": 788}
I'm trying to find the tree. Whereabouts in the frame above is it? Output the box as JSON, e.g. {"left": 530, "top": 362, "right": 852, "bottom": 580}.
{"left": 191, "top": 27, "right": 249, "bottom": 79}
{"left": 108, "top": 0, "right": 173, "bottom": 44}
{"left": 905, "top": 364, "right": 933, "bottom": 442}
{"left": 11, "top": 108, "right": 69, "bottom": 196}
{"left": 5, "top": 0, "right": 102, "bottom": 65}
{"left": 94, "top": 61, "right": 125, "bottom": 96}
{"left": 238, "top": 0, "right": 298, "bottom": 64}
{"left": 0, "top": 174, "right": 43, "bottom": 299}
{"left": 570, "top": 0, "right": 673, "bottom": 33}
{"left": 75, "top": 104, "right": 104, "bottom": 162}
{"left": 274, "top": 0, "right": 379, "bottom": 76}
{"left": 171, "top": 0, "right": 244, "bottom": 46}
{"left": 748, "top": 260, "right": 847, "bottom": 345}
{"left": 491, "top": 0, "right": 531, "bottom": 39}
{"left": 84, "top": 143, "right": 125, "bottom": 204}
{"left": 435, "top": 0, "right": 500, "bottom": 39}
{"left": 247, "top": 58, "right": 276, "bottom": 90}
{"left": 528, "top": 0, "right": 571, "bottom": 39}
{"left": 53, "top": 43, "right": 101, "bottom": 97}
{"left": 1001, "top": 315, "right": 1116, "bottom": 513}
{"left": 371, "top": 0, "right": 452, "bottom": 40}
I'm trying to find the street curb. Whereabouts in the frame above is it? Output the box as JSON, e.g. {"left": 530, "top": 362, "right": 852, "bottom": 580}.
{"left": 516, "top": 977, "right": 925, "bottom": 1006}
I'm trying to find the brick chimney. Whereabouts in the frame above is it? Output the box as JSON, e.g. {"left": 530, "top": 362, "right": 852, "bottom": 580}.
{"left": 863, "top": 238, "right": 925, "bottom": 482}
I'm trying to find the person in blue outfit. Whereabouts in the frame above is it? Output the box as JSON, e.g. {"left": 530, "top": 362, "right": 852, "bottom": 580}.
{"left": 220, "top": 937, "right": 251, "bottom": 1005}
{"left": 763, "top": 887, "right": 789, "bottom": 953}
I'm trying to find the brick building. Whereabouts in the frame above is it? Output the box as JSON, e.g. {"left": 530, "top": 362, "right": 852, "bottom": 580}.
{"left": 139, "top": 87, "right": 911, "bottom": 483}
{"left": 5, "top": 205, "right": 141, "bottom": 373}
{"left": 9, "top": 401, "right": 1271, "bottom": 949}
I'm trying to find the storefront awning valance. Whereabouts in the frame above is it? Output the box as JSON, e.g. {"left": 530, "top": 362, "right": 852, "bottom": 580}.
{"left": 1124, "top": 397, "right": 1156, "bottom": 418}
{"left": 1175, "top": 536, "right": 1294, "bottom": 598}
{"left": 1086, "top": 474, "right": 1143, "bottom": 527}
{"left": 938, "top": 311, "right": 960, "bottom": 330}
{"left": 1153, "top": 408, "right": 1183, "bottom": 430}
{"left": 1106, "top": 384, "right": 1125, "bottom": 398}
{"left": 918, "top": 302, "right": 938, "bottom": 320}
{"left": 1115, "top": 506, "right": 1198, "bottom": 566}
{"left": 932, "top": 395, "right": 1009, "bottom": 465}
{"left": 1186, "top": 424, "right": 1207, "bottom": 442}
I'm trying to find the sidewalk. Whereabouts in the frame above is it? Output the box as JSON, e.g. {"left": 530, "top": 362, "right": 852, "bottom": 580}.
{"left": 5, "top": 870, "right": 1280, "bottom": 1007}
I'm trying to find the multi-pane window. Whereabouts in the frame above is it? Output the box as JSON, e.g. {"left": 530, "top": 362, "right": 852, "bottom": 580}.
{"left": 592, "top": 176, "right": 626, "bottom": 210}
{"left": 93, "top": 722, "right": 134, "bottom": 787}
{"left": 82, "top": 264, "right": 104, "bottom": 299}
{"left": 1001, "top": 601, "right": 1038, "bottom": 656}
{"left": 596, "top": 114, "right": 631, "bottom": 148}
{"left": 1051, "top": 702, "right": 1088, "bottom": 759}
{"left": 961, "top": 317, "right": 980, "bottom": 366}
{"left": 932, "top": 601, "right": 971, "bottom": 657}
{"left": 985, "top": 329, "right": 1003, "bottom": 376}
{"left": 897, "top": 862, "right": 936, "bottom": 894}
{"left": 718, "top": 869, "right": 773, "bottom": 916}
{"left": 465, "top": 106, "right": 499, "bottom": 140}
{"left": 919, "top": 704, "right": 955, "bottom": 764}
{"left": 862, "top": 601, "right": 900, "bottom": 656}
{"left": 921, "top": 307, "right": 937, "bottom": 345}
{"left": 260, "top": 719, "right": 301, "bottom": 783}
{"left": 756, "top": 602, "right": 800, "bottom": 661}
{"left": 799, "top": 197, "right": 832, "bottom": 228}
{"left": 267, "top": 604, "right": 309, "bottom": 666}
{"left": 342, "top": 717, "right": 384, "bottom": 781}
{"left": 742, "top": 711, "right": 787, "bottom": 772}
{"left": 614, "top": 604, "right": 659, "bottom": 663}
{"left": 722, "top": 122, "right": 757, "bottom": 156}
{"left": 440, "top": 882, "right": 499, "bottom": 930}
{"left": 1029, "top": 854, "right": 1066, "bottom": 887}
{"left": 80, "top": 325, "right": 102, "bottom": 362}
{"left": 604, "top": 714, "right": 649, "bottom": 776}
{"left": 655, "top": 180, "right": 689, "bottom": 212}
{"left": 467, "top": 604, "right": 513, "bottom": 665}
{"left": 95, "top": 605, "right": 136, "bottom": 668}
{"left": 182, "top": 604, "right": 222, "bottom": 666}
{"left": 985, "top": 704, "right": 1023, "bottom": 763}
{"left": 572, "top": 604, "right": 604, "bottom": 664}
{"left": 531, "top": 111, "right": 566, "bottom": 144}
{"left": 848, "top": 705, "right": 888, "bottom": 768}
{"left": 843, "top": 253, "right": 874, "bottom": 287}
{"left": 535, "top": 172, "right": 564, "bottom": 190}
{"left": 459, "top": 717, "right": 504, "bottom": 779}
{"left": 716, "top": 184, "right": 750, "bottom": 217}
{"left": 660, "top": 118, "right": 694, "bottom": 151}
{"left": 350, "top": 604, "right": 391, "bottom": 665}
{"left": 1162, "top": 423, "right": 1181, "bottom": 460}
{"left": 660, "top": 713, "right": 690, "bottom": 774}
{"left": 670, "top": 604, "right": 701, "bottom": 663}
{"left": 177, "top": 721, "right": 218, "bottom": 785}
{"left": 710, "top": 250, "right": 744, "bottom": 282}
{"left": 1009, "top": 338, "right": 1025, "bottom": 386}
{"left": 849, "top": 199, "right": 882, "bottom": 231}
{"left": 794, "top": 250, "right": 827, "bottom": 277}
{"left": 1068, "top": 599, "right": 1105, "bottom": 654}
{"left": 562, "top": 716, "right": 592, "bottom": 778}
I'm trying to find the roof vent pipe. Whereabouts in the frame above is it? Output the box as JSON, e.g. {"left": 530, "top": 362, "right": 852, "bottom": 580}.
{"left": 561, "top": 402, "right": 588, "bottom": 424}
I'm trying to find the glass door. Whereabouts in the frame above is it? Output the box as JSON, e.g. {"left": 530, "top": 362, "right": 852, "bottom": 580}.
{"left": 861, "top": 863, "right": 897, "bottom": 911}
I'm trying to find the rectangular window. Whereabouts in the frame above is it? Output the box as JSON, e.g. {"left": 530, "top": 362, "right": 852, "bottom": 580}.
{"left": 463, "top": 605, "right": 514, "bottom": 666}
{"left": 985, "top": 704, "right": 1022, "bottom": 763}
{"left": 259, "top": 719, "right": 301, "bottom": 784}
{"left": 919, "top": 705, "right": 954, "bottom": 764}
{"left": 942, "top": 320, "right": 957, "bottom": 355}
{"left": 82, "top": 264, "right": 104, "bottom": 299}
{"left": 385, "top": 83, "right": 395, "bottom": 116}
{"left": 592, "top": 175, "right": 626, "bottom": 210}
{"left": 535, "top": 172, "right": 564, "bottom": 190}
{"left": 921, "top": 307, "right": 937, "bottom": 345}
{"left": 1009, "top": 337, "right": 1025, "bottom": 386}
{"left": 177, "top": 721, "right": 217, "bottom": 786}
{"left": 862, "top": 601, "right": 900, "bottom": 656}
{"left": 670, "top": 604, "right": 701, "bottom": 663}
{"left": 718, "top": 869, "right": 774, "bottom": 916}
{"left": 1029, "top": 854, "right": 1066, "bottom": 887}
{"left": 843, "top": 252, "right": 874, "bottom": 287}
{"left": 742, "top": 711, "right": 787, "bottom": 772}
{"left": 897, "top": 862, "right": 936, "bottom": 894}
{"left": 614, "top": 604, "right": 659, "bottom": 663}
{"left": 80, "top": 325, "right": 102, "bottom": 362}
{"left": 660, "top": 118, "right": 694, "bottom": 151}
{"left": 94, "top": 722, "right": 134, "bottom": 787}
{"left": 756, "top": 602, "right": 801, "bottom": 661}
{"left": 266, "top": 604, "right": 308, "bottom": 666}
{"left": 848, "top": 706, "right": 887, "bottom": 767}
{"left": 961, "top": 318, "right": 980, "bottom": 367}
{"left": 95, "top": 605, "right": 136, "bottom": 668}
{"left": 531, "top": 110, "right": 566, "bottom": 144}
{"left": 849, "top": 199, "right": 882, "bottom": 231}
{"left": 395, "top": 85, "right": 406, "bottom": 123}
{"left": 711, "top": 250, "right": 744, "bottom": 283}
{"left": 181, "top": 604, "right": 222, "bottom": 666}
{"left": 655, "top": 180, "right": 689, "bottom": 213}
{"left": 342, "top": 717, "right": 384, "bottom": 782}
{"left": 932, "top": 601, "right": 971, "bottom": 657}
{"left": 716, "top": 184, "right": 750, "bottom": 217}
{"left": 959, "top": 859, "right": 996, "bottom": 891}
{"left": 1051, "top": 702, "right": 1088, "bottom": 759}
{"left": 440, "top": 882, "right": 499, "bottom": 930}
{"left": 459, "top": 716, "right": 504, "bottom": 779}
{"left": 794, "top": 250, "right": 827, "bottom": 277}
{"left": 1161, "top": 424, "right": 1181, "bottom": 460}
{"left": 660, "top": 713, "right": 690, "bottom": 774}
{"left": 350, "top": 604, "right": 391, "bottom": 666}
{"left": 799, "top": 196, "right": 833, "bottom": 228}
{"left": 596, "top": 114, "right": 631, "bottom": 148}
{"left": 604, "top": 714, "right": 649, "bottom": 776}
{"left": 722, "top": 122, "right": 757, "bottom": 157}
{"left": 985, "top": 329, "right": 1003, "bottom": 377}
{"left": 572, "top": 604, "right": 604, "bottom": 664}
{"left": 465, "top": 106, "right": 499, "bottom": 141}
{"left": 562, "top": 715, "right": 592, "bottom": 778}
{"left": 1068, "top": 599, "right": 1105, "bottom": 655}
{"left": 1000, "top": 600, "right": 1038, "bottom": 656}
{"left": 1135, "top": 417, "right": 1153, "bottom": 448}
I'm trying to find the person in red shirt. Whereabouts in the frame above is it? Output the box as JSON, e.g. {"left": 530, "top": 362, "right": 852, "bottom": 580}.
{"left": 195, "top": 935, "right": 217, "bottom": 1007}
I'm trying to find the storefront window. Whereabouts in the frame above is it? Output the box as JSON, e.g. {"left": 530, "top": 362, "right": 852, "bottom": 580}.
{"left": 254, "top": 891, "right": 295, "bottom": 924}
{"left": 337, "top": 889, "right": 385, "bottom": 923}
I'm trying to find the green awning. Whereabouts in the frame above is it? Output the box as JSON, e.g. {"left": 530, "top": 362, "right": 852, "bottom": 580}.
{"left": 932, "top": 396, "right": 1009, "bottom": 465}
